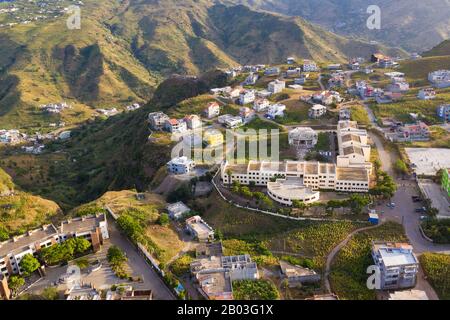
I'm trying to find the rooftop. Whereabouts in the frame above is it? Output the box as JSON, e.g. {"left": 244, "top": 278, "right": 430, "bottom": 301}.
{"left": 267, "top": 178, "right": 319, "bottom": 200}
{"left": 59, "top": 214, "right": 106, "bottom": 235}
{"left": 373, "top": 242, "right": 418, "bottom": 267}
{"left": 336, "top": 167, "right": 369, "bottom": 181}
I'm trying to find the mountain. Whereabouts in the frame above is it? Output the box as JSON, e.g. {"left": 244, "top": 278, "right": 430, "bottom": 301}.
{"left": 0, "top": 0, "right": 404, "bottom": 130}
{"left": 230, "top": 0, "right": 450, "bottom": 52}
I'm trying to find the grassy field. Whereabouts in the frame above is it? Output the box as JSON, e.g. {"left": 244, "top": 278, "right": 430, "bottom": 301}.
{"left": 350, "top": 104, "right": 371, "bottom": 126}
{"left": 419, "top": 253, "right": 450, "bottom": 300}
{"left": 400, "top": 55, "right": 450, "bottom": 84}
{"left": 71, "top": 190, "right": 184, "bottom": 264}
{"left": 329, "top": 222, "right": 407, "bottom": 300}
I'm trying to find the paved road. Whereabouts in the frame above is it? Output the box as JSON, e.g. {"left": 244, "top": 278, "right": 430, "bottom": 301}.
{"left": 107, "top": 217, "right": 176, "bottom": 300}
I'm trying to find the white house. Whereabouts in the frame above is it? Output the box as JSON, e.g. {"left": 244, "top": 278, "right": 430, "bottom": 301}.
{"left": 244, "top": 72, "right": 259, "bottom": 85}
{"left": 239, "top": 90, "right": 256, "bottom": 105}
{"left": 203, "top": 102, "right": 221, "bottom": 119}
{"left": 165, "top": 119, "right": 187, "bottom": 133}
{"left": 417, "top": 88, "right": 436, "bottom": 100}
{"left": 264, "top": 67, "right": 280, "bottom": 76}
{"left": 148, "top": 112, "right": 170, "bottom": 130}
{"left": 239, "top": 107, "right": 256, "bottom": 124}
{"left": 266, "top": 104, "right": 286, "bottom": 119}
{"left": 309, "top": 104, "right": 327, "bottom": 119}
{"left": 185, "top": 216, "right": 215, "bottom": 242}
{"left": 428, "top": 70, "right": 450, "bottom": 88}
{"left": 302, "top": 60, "right": 319, "bottom": 72}
{"left": 184, "top": 115, "right": 202, "bottom": 129}
{"left": 167, "top": 156, "right": 196, "bottom": 174}
{"left": 253, "top": 99, "right": 271, "bottom": 112}
{"left": 167, "top": 202, "right": 191, "bottom": 220}
{"left": 268, "top": 80, "right": 286, "bottom": 94}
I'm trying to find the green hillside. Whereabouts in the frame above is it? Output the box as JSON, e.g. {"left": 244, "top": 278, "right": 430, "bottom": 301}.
{"left": 0, "top": 0, "right": 405, "bottom": 130}
{"left": 423, "top": 40, "right": 450, "bottom": 57}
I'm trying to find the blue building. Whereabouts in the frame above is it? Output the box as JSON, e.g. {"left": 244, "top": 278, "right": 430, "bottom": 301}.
{"left": 437, "top": 104, "right": 450, "bottom": 121}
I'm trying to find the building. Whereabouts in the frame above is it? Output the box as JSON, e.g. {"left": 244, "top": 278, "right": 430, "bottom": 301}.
{"left": 268, "top": 80, "right": 286, "bottom": 94}
{"left": 287, "top": 57, "right": 296, "bottom": 65}
{"left": 148, "top": 112, "right": 170, "bottom": 130}
{"left": 0, "top": 214, "right": 109, "bottom": 279}
{"left": 185, "top": 216, "right": 215, "bottom": 242}
{"left": 266, "top": 104, "right": 286, "bottom": 119}
{"left": 219, "top": 115, "right": 243, "bottom": 129}
{"left": 0, "top": 130, "right": 24, "bottom": 145}
{"left": 288, "top": 127, "right": 318, "bottom": 148}
{"left": 239, "top": 107, "right": 256, "bottom": 124}
{"left": 167, "top": 202, "right": 191, "bottom": 220}
{"left": 267, "top": 177, "right": 321, "bottom": 205}
{"left": 387, "top": 79, "right": 409, "bottom": 93}
{"left": 339, "top": 108, "right": 351, "bottom": 120}
{"left": 220, "top": 120, "right": 371, "bottom": 194}
{"left": 396, "top": 122, "right": 430, "bottom": 142}
{"left": 239, "top": 90, "right": 256, "bottom": 105}
{"left": 371, "top": 242, "right": 419, "bottom": 290}
{"left": 164, "top": 119, "right": 187, "bottom": 133}
{"left": 0, "top": 274, "right": 10, "bottom": 300}
{"left": 191, "top": 254, "right": 259, "bottom": 300}
{"left": 279, "top": 260, "right": 320, "bottom": 287}
{"left": 167, "top": 156, "right": 195, "bottom": 174}
{"left": 388, "top": 290, "right": 429, "bottom": 300}
{"left": 196, "top": 242, "right": 224, "bottom": 259}
{"left": 184, "top": 115, "right": 202, "bottom": 129}
{"left": 203, "top": 130, "right": 224, "bottom": 147}
{"left": 203, "top": 102, "right": 220, "bottom": 119}
{"left": 264, "top": 67, "right": 280, "bottom": 76}
{"left": 418, "top": 88, "right": 436, "bottom": 100}
{"left": 442, "top": 169, "right": 450, "bottom": 198}
{"left": 428, "top": 70, "right": 450, "bottom": 88}
{"left": 253, "top": 99, "right": 271, "bottom": 112}
{"left": 437, "top": 104, "right": 450, "bottom": 121}
{"left": 244, "top": 72, "right": 259, "bottom": 85}
{"left": 303, "top": 60, "right": 319, "bottom": 72}
{"left": 309, "top": 104, "right": 327, "bottom": 119}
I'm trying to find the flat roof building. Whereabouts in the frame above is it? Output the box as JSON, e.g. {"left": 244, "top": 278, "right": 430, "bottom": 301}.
{"left": 185, "top": 216, "right": 215, "bottom": 242}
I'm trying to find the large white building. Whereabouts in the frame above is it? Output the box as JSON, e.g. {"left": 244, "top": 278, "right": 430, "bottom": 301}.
{"left": 428, "top": 70, "right": 450, "bottom": 88}
{"left": 167, "top": 156, "right": 196, "bottom": 174}
{"left": 268, "top": 80, "right": 286, "bottom": 94}
{"left": 239, "top": 90, "right": 256, "bottom": 105}
{"left": 220, "top": 120, "right": 372, "bottom": 205}
{"left": 288, "top": 127, "right": 318, "bottom": 148}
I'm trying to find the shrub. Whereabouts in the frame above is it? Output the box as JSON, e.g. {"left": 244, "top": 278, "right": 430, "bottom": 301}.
{"left": 233, "top": 280, "right": 279, "bottom": 300}
{"left": 19, "top": 254, "right": 40, "bottom": 276}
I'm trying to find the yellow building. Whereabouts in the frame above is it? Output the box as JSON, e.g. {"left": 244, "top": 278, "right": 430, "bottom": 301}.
{"left": 204, "top": 130, "right": 224, "bottom": 146}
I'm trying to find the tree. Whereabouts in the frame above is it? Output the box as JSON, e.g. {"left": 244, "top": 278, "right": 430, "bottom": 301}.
{"left": 347, "top": 194, "right": 371, "bottom": 214}
{"left": 394, "top": 159, "right": 408, "bottom": 175}
{"left": 107, "top": 245, "right": 127, "bottom": 266}
{"left": 158, "top": 213, "right": 170, "bottom": 226}
{"left": 8, "top": 275, "right": 25, "bottom": 294}
{"left": 19, "top": 254, "right": 40, "bottom": 276}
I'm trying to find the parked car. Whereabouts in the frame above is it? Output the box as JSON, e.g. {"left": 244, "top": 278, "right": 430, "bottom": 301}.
{"left": 415, "top": 207, "right": 426, "bottom": 213}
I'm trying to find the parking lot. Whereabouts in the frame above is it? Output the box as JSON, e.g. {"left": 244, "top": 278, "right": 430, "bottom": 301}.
{"left": 418, "top": 179, "right": 450, "bottom": 218}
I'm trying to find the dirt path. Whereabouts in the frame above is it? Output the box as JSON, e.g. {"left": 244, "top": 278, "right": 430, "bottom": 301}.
{"left": 324, "top": 223, "right": 384, "bottom": 294}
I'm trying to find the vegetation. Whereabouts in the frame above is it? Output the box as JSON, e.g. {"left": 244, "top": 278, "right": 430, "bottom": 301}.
{"left": 157, "top": 213, "right": 170, "bottom": 226}
{"left": 40, "top": 238, "right": 91, "bottom": 265}
{"left": 330, "top": 222, "right": 407, "bottom": 300}
{"left": 233, "top": 279, "right": 280, "bottom": 300}
{"left": 371, "top": 171, "right": 397, "bottom": 199}
{"left": 419, "top": 253, "right": 450, "bottom": 300}
{"left": 421, "top": 219, "right": 450, "bottom": 244}
{"left": 19, "top": 254, "right": 40, "bottom": 276}
{"left": 170, "top": 254, "right": 195, "bottom": 277}
{"left": 394, "top": 159, "right": 409, "bottom": 176}
{"left": 107, "top": 245, "right": 129, "bottom": 279}
{"left": 8, "top": 275, "right": 25, "bottom": 294}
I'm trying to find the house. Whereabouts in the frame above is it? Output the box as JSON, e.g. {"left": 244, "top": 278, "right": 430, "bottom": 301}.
{"left": 309, "top": 104, "right": 327, "bottom": 119}
{"left": 286, "top": 68, "right": 302, "bottom": 78}
{"left": 203, "top": 102, "right": 221, "bottom": 119}
{"left": 239, "top": 107, "right": 256, "bottom": 124}
{"left": 0, "top": 130, "right": 23, "bottom": 145}
{"left": 302, "top": 60, "right": 319, "bottom": 72}
{"left": 418, "top": 88, "right": 436, "bottom": 100}
{"left": 295, "top": 76, "right": 307, "bottom": 85}
{"left": 387, "top": 79, "right": 409, "bottom": 92}
{"left": 437, "top": 104, "right": 450, "bottom": 121}
{"left": 328, "top": 74, "right": 345, "bottom": 88}
{"left": 59, "top": 131, "right": 71, "bottom": 140}
{"left": 372, "top": 242, "right": 419, "bottom": 290}
{"left": 266, "top": 104, "right": 286, "bottom": 119}
{"left": 204, "top": 130, "right": 224, "bottom": 147}
{"left": 239, "top": 90, "right": 256, "bottom": 105}
{"left": 196, "top": 242, "right": 224, "bottom": 258}
{"left": 184, "top": 115, "right": 202, "bottom": 129}
{"left": 378, "top": 58, "right": 397, "bottom": 68}
{"left": 185, "top": 216, "right": 215, "bottom": 242}
{"left": 314, "top": 90, "right": 342, "bottom": 105}
{"left": 268, "top": 80, "right": 286, "bottom": 94}
{"left": 279, "top": 260, "right": 320, "bottom": 287}
{"left": 244, "top": 72, "right": 259, "bottom": 85}
{"left": 164, "top": 119, "right": 187, "bottom": 133}
{"left": 428, "top": 70, "right": 450, "bottom": 88}
{"left": 255, "top": 90, "right": 272, "bottom": 98}
{"left": 327, "top": 64, "right": 341, "bottom": 70}
{"left": 167, "top": 156, "right": 195, "bottom": 174}
{"left": 148, "top": 112, "right": 170, "bottom": 130}
{"left": 126, "top": 103, "right": 141, "bottom": 111}
{"left": 397, "top": 122, "right": 430, "bottom": 142}
{"left": 264, "top": 67, "right": 280, "bottom": 76}
{"left": 210, "top": 86, "right": 232, "bottom": 95}
{"left": 227, "top": 87, "right": 243, "bottom": 99}
{"left": 224, "top": 116, "right": 243, "bottom": 129}
{"left": 376, "top": 91, "right": 402, "bottom": 104}
{"left": 253, "top": 98, "right": 271, "bottom": 112}
{"left": 167, "top": 202, "right": 191, "bottom": 220}
{"left": 288, "top": 127, "right": 318, "bottom": 148}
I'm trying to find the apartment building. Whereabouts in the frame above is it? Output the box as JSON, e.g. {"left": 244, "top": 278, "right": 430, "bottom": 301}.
{"left": 148, "top": 112, "right": 170, "bottom": 130}
{"left": 268, "top": 80, "right": 286, "bottom": 94}
{"left": 167, "top": 156, "right": 196, "bottom": 174}
{"left": 371, "top": 242, "right": 419, "bottom": 290}
{"left": 0, "top": 214, "right": 109, "bottom": 279}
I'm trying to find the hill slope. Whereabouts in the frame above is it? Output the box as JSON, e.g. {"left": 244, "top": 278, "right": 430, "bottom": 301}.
{"left": 0, "top": 0, "right": 404, "bottom": 130}
{"left": 230, "top": 0, "right": 450, "bottom": 52}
